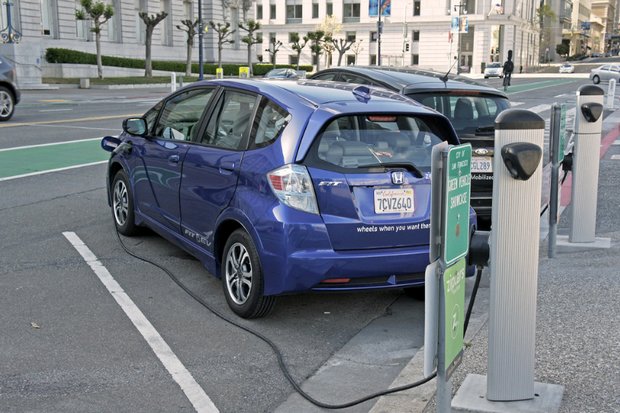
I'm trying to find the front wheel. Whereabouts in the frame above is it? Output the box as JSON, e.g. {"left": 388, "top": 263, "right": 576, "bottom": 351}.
{"left": 0, "top": 86, "right": 15, "bottom": 121}
{"left": 111, "top": 170, "right": 139, "bottom": 236}
{"left": 592, "top": 75, "right": 600, "bottom": 84}
{"left": 222, "top": 229, "right": 275, "bottom": 318}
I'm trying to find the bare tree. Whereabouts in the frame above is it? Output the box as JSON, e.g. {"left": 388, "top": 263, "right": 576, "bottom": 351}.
{"left": 331, "top": 38, "right": 355, "bottom": 66}
{"left": 209, "top": 21, "right": 236, "bottom": 68}
{"left": 290, "top": 32, "right": 308, "bottom": 70}
{"left": 75, "top": 0, "right": 114, "bottom": 79}
{"left": 351, "top": 39, "right": 364, "bottom": 65}
{"left": 139, "top": 11, "right": 168, "bottom": 77}
{"left": 176, "top": 19, "right": 199, "bottom": 76}
{"left": 265, "top": 38, "right": 283, "bottom": 68}
{"left": 306, "top": 31, "right": 326, "bottom": 71}
{"left": 239, "top": 19, "right": 261, "bottom": 77}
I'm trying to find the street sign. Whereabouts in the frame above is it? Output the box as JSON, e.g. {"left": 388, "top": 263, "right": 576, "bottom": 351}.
{"left": 443, "top": 144, "right": 472, "bottom": 266}
{"left": 443, "top": 257, "right": 466, "bottom": 378}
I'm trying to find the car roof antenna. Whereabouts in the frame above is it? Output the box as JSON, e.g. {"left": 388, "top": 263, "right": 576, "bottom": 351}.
{"left": 441, "top": 57, "right": 458, "bottom": 83}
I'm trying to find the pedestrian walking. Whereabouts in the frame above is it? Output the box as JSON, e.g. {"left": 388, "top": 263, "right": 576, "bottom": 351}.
{"left": 503, "top": 50, "right": 514, "bottom": 91}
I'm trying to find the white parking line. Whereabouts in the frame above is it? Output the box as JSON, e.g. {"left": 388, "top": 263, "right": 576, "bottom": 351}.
{"left": 527, "top": 104, "right": 550, "bottom": 114}
{"left": 0, "top": 161, "right": 108, "bottom": 182}
{"left": 62, "top": 232, "right": 219, "bottom": 413}
{"left": 0, "top": 137, "right": 102, "bottom": 152}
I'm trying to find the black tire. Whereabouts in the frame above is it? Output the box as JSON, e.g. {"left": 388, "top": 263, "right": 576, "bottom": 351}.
{"left": 0, "top": 86, "right": 15, "bottom": 121}
{"left": 222, "top": 229, "right": 275, "bottom": 318}
{"left": 111, "top": 170, "right": 139, "bottom": 236}
{"left": 403, "top": 286, "right": 425, "bottom": 301}
{"left": 592, "top": 75, "right": 600, "bottom": 84}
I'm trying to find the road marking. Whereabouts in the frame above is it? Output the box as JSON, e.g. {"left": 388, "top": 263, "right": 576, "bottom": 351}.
{"left": 0, "top": 113, "right": 141, "bottom": 128}
{"left": 62, "top": 232, "right": 219, "bottom": 413}
{"left": 0, "top": 161, "right": 107, "bottom": 182}
{"left": 40, "top": 99, "right": 68, "bottom": 103}
{"left": 613, "top": 140, "right": 620, "bottom": 145}
{"left": 612, "top": 154, "right": 620, "bottom": 160}
{"left": 0, "top": 137, "right": 101, "bottom": 152}
{"left": 39, "top": 108, "right": 73, "bottom": 112}
{"left": 29, "top": 124, "right": 121, "bottom": 131}
{"left": 510, "top": 102, "right": 524, "bottom": 107}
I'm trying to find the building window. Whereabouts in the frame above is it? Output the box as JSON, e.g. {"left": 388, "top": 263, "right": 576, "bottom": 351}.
{"left": 270, "top": 4, "right": 276, "bottom": 19}
{"left": 135, "top": 0, "right": 147, "bottom": 44}
{"left": 269, "top": 32, "right": 277, "bottom": 44}
{"left": 231, "top": 7, "right": 240, "bottom": 48}
{"left": 412, "top": 30, "right": 420, "bottom": 41}
{"left": 346, "top": 31, "right": 356, "bottom": 42}
{"left": 370, "top": 54, "right": 377, "bottom": 65}
{"left": 412, "top": 54, "right": 419, "bottom": 65}
{"left": 343, "top": 1, "right": 361, "bottom": 22}
{"left": 257, "top": 32, "right": 263, "bottom": 43}
{"left": 370, "top": 31, "right": 377, "bottom": 42}
{"left": 326, "top": 2, "right": 333, "bottom": 16}
{"left": 312, "top": 2, "right": 319, "bottom": 18}
{"left": 346, "top": 55, "right": 355, "bottom": 65}
{"left": 286, "top": 1, "right": 303, "bottom": 23}
{"left": 289, "top": 32, "right": 297, "bottom": 42}
{"left": 184, "top": 0, "right": 193, "bottom": 19}
{"left": 160, "top": 0, "right": 173, "bottom": 46}
{"left": 289, "top": 55, "right": 299, "bottom": 65}
{"left": 107, "top": 0, "right": 122, "bottom": 42}
{"left": 413, "top": 0, "right": 421, "bottom": 16}
{"left": 41, "top": 0, "right": 58, "bottom": 37}
{"left": 257, "top": 4, "right": 263, "bottom": 19}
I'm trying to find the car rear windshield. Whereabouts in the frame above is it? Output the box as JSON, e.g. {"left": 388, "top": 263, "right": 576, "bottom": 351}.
{"left": 408, "top": 93, "right": 510, "bottom": 137}
{"left": 487, "top": 63, "right": 501, "bottom": 68}
{"left": 306, "top": 114, "right": 454, "bottom": 172}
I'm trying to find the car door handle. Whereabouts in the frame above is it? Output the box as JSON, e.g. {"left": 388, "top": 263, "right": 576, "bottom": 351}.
{"left": 168, "top": 154, "right": 180, "bottom": 164}
{"left": 219, "top": 161, "right": 235, "bottom": 175}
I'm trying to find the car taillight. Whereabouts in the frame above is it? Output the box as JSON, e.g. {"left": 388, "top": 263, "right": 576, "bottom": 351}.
{"left": 267, "top": 164, "right": 319, "bottom": 215}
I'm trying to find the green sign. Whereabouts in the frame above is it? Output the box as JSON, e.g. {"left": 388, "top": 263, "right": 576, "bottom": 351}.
{"left": 443, "top": 258, "right": 466, "bottom": 377}
{"left": 443, "top": 144, "right": 472, "bottom": 266}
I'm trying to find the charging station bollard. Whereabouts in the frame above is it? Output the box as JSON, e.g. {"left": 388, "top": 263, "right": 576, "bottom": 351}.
{"left": 569, "top": 85, "right": 604, "bottom": 243}
{"left": 487, "top": 109, "right": 544, "bottom": 401}
{"left": 607, "top": 79, "right": 616, "bottom": 110}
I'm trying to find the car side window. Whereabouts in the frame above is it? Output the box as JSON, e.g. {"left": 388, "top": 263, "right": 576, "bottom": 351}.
{"left": 250, "top": 98, "right": 291, "bottom": 148}
{"left": 143, "top": 101, "right": 163, "bottom": 135}
{"left": 201, "top": 90, "right": 257, "bottom": 150}
{"left": 312, "top": 73, "right": 338, "bottom": 81}
{"left": 340, "top": 73, "right": 372, "bottom": 85}
{"left": 153, "top": 88, "right": 214, "bottom": 141}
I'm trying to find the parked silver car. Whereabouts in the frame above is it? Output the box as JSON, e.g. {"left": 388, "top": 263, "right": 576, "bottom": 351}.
{"left": 589, "top": 64, "right": 620, "bottom": 84}
{"left": 483, "top": 62, "right": 504, "bottom": 79}
{"left": 0, "top": 54, "right": 20, "bottom": 121}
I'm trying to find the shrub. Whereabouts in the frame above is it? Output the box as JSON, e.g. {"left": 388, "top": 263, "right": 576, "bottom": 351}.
{"left": 44, "top": 48, "right": 312, "bottom": 76}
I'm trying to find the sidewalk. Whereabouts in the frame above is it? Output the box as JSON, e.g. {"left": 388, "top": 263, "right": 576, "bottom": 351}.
{"left": 370, "top": 110, "right": 620, "bottom": 413}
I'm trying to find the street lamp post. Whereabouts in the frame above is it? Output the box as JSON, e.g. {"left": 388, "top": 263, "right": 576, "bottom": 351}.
{"left": 377, "top": 0, "right": 383, "bottom": 66}
{"left": 197, "top": 0, "right": 204, "bottom": 80}
{"left": 453, "top": 1, "right": 467, "bottom": 74}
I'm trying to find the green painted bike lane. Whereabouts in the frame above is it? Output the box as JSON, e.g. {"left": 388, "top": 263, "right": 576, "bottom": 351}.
{"left": 504, "top": 78, "right": 577, "bottom": 95}
{"left": 0, "top": 139, "right": 108, "bottom": 180}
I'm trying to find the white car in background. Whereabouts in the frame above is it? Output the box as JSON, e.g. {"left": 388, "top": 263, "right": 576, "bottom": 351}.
{"left": 483, "top": 62, "right": 504, "bottom": 79}
{"left": 559, "top": 63, "right": 575, "bottom": 73}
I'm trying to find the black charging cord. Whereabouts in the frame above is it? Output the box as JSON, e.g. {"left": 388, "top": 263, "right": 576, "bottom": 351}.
{"left": 114, "top": 228, "right": 483, "bottom": 409}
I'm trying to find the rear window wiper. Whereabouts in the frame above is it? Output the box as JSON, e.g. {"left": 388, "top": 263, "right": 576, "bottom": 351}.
{"left": 475, "top": 126, "right": 495, "bottom": 134}
{"left": 362, "top": 162, "right": 424, "bottom": 178}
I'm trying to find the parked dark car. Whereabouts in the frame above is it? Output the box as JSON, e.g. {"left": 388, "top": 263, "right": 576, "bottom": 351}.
{"left": 102, "top": 79, "right": 475, "bottom": 318}
{"left": 0, "top": 54, "right": 20, "bottom": 121}
{"left": 310, "top": 67, "right": 510, "bottom": 229}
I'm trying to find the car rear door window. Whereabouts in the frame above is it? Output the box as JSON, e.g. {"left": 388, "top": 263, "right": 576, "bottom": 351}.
{"left": 249, "top": 98, "right": 291, "bottom": 148}
{"left": 201, "top": 90, "right": 258, "bottom": 150}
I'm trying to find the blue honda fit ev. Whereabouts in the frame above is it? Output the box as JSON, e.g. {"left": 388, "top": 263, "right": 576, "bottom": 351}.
{"left": 103, "top": 79, "right": 474, "bottom": 318}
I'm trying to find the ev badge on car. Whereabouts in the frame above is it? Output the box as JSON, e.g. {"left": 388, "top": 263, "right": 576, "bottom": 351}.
{"left": 474, "top": 148, "right": 489, "bottom": 156}
{"left": 391, "top": 171, "right": 405, "bottom": 185}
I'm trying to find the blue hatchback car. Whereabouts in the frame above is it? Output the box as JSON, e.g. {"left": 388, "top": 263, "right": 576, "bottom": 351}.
{"left": 103, "top": 79, "right": 473, "bottom": 318}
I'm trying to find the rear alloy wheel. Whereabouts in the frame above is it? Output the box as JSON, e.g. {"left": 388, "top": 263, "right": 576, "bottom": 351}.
{"left": 222, "top": 229, "right": 275, "bottom": 318}
{"left": 0, "top": 86, "right": 15, "bottom": 121}
{"left": 112, "top": 170, "right": 139, "bottom": 236}
{"left": 592, "top": 75, "right": 600, "bottom": 84}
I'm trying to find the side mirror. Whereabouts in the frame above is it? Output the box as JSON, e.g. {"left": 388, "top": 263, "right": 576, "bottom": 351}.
{"left": 580, "top": 102, "right": 603, "bottom": 123}
{"left": 101, "top": 136, "right": 122, "bottom": 152}
{"left": 500, "top": 142, "right": 542, "bottom": 181}
{"left": 122, "top": 117, "right": 147, "bottom": 136}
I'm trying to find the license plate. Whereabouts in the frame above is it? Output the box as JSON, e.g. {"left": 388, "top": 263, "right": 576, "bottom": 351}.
{"left": 374, "top": 188, "right": 414, "bottom": 214}
{"left": 471, "top": 156, "right": 493, "bottom": 173}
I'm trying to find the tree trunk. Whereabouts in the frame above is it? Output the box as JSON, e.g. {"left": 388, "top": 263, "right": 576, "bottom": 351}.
{"left": 315, "top": 52, "right": 320, "bottom": 71}
{"left": 145, "top": 27, "right": 153, "bottom": 77}
{"left": 296, "top": 51, "right": 301, "bottom": 70}
{"left": 218, "top": 45, "right": 222, "bottom": 68}
{"left": 247, "top": 44, "right": 253, "bottom": 77}
{"left": 95, "top": 29, "right": 103, "bottom": 79}
{"left": 186, "top": 39, "right": 192, "bottom": 76}
{"left": 338, "top": 51, "right": 344, "bottom": 66}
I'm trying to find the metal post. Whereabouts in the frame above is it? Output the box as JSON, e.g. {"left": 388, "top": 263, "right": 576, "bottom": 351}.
{"left": 170, "top": 72, "right": 177, "bottom": 92}
{"left": 377, "top": 0, "right": 382, "bottom": 66}
{"left": 548, "top": 103, "right": 561, "bottom": 258}
{"left": 488, "top": 109, "right": 544, "bottom": 401}
{"left": 569, "top": 85, "right": 604, "bottom": 243}
{"left": 198, "top": 0, "right": 204, "bottom": 81}
{"left": 437, "top": 262, "right": 452, "bottom": 413}
{"left": 607, "top": 79, "right": 616, "bottom": 109}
